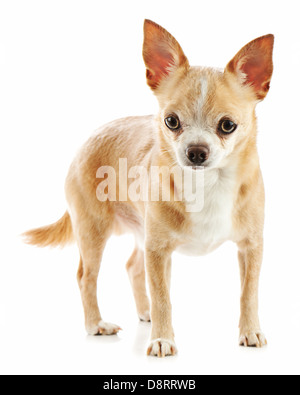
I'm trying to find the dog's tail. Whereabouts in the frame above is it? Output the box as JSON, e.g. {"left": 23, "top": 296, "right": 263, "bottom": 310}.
{"left": 22, "top": 211, "right": 74, "bottom": 248}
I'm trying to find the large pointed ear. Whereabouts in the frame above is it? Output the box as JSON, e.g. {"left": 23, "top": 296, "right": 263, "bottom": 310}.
{"left": 143, "top": 20, "right": 189, "bottom": 90}
{"left": 225, "top": 34, "right": 274, "bottom": 100}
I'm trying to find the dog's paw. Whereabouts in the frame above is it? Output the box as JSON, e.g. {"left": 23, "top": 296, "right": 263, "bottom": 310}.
{"left": 147, "top": 339, "right": 177, "bottom": 358}
{"left": 239, "top": 332, "right": 267, "bottom": 348}
{"left": 139, "top": 310, "right": 151, "bottom": 322}
{"left": 87, "top": 320, "right": 122, "bottom": 336}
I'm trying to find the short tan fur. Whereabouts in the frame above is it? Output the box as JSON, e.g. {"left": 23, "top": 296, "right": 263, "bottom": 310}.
{"left": 24, "top": 20, "right": 274, "bottom": 357}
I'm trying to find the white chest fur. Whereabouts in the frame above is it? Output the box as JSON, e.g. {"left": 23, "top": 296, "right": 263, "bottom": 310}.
{"left": 176, "top": 168, "right": 236, "bottom": 256}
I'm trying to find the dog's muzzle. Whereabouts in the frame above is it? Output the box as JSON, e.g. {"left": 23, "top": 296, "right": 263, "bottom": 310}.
{"left": 186, "top": 145, "right": 210, "bottom": 166}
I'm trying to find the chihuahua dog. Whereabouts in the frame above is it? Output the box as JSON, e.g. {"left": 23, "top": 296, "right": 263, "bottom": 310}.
{"left": 24, "top": 20, "right": 274, "bottom": 357}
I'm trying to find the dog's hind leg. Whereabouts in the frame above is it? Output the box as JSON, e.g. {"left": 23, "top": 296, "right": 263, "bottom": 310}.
{"left": 75, "top": 214, "right": 121, "bottom": 336}
{"left": 126, "top": 247, "right": 150, "bottom": 322}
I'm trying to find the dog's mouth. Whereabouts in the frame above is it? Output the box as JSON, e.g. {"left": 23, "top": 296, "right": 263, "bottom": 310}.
{"left": 183, "top": 162, "right": 209, "bottom": 171}
{"left": 177, "top": 160, "right": 208, "bottom": 171}
{"left": 191, "top": 165, "right": 205, "bottom": 171}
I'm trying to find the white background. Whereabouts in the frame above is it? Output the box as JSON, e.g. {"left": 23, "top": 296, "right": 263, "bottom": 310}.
{"left": 1, "top": 0, "right": 300, "bottom": 375}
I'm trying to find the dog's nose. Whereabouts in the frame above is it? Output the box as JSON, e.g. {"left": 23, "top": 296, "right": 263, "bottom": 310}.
{"left": 186, "top": 145, "right": 210, "bottom": 165}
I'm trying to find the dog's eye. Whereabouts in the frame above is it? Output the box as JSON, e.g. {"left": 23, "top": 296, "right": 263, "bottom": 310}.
{"left": 165, "top": 115, "right": 181, "bottom": 131}
{"left": 218, "top": 119, "right": 237, "bottom": 134}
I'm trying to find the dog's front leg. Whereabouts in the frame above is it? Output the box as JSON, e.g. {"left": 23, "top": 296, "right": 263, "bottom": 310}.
{"left": 145, "top": 246, "right": 177, "bottom": 357}
{"left": 238, "top": 240, "right": 267, "bottom": 347}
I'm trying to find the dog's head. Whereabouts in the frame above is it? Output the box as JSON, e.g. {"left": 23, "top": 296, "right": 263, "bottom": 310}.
{"left": 143, "top": 20, "right": 274, "bottom": 170}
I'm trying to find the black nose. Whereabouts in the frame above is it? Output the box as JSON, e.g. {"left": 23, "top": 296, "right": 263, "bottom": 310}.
{"left": 186, "top": 145, "right": 210, "bottom": 165}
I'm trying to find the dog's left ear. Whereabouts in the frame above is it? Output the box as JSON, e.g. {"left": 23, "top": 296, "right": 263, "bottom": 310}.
{"left": 143, "top": 20, "right": 189, "bottom": 90}
{"left": 225, "top": 34, "right": 274, "bottom": 100}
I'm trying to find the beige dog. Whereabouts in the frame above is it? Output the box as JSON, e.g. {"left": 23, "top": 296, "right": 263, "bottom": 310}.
{"left": 24, "top": 20, "right": 274, "bottom": 357}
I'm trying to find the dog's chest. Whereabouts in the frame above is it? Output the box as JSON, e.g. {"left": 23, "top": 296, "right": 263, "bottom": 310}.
{"left": 176, "top": 169, "right": 235, "bottom": 256}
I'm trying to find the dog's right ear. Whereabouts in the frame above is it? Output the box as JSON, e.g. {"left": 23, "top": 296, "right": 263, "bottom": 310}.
{"left": 143, "top": 20, "right": 189, "bottom": 90}
{"left": 225, "top": 34, "right": 274, "bottom": 101}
